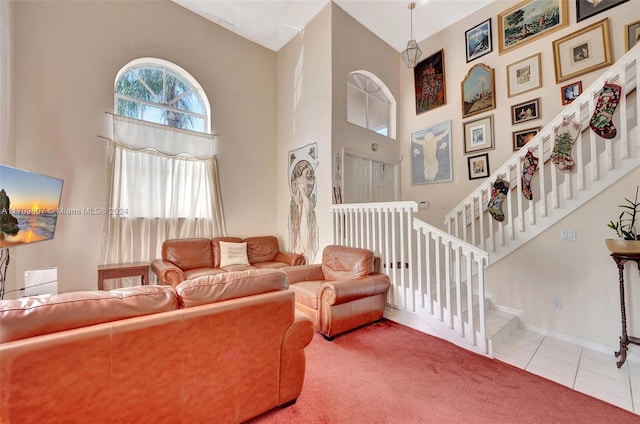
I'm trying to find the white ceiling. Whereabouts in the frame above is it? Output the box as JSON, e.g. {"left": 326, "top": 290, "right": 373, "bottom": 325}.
{"left": 171, "top": 0, "right": 497, "bottom": 52}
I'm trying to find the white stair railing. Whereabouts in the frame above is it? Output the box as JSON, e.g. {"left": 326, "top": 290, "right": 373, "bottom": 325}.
{"left": 330, "top": 201, "right": 490, "bottom": 353}
{"left": 445, "top": 43, "right": 640, "bottom": 263}
{"left": 330, "top": 201, "right": 417, "bottom": 309}
{"left": 329, "top": 44, "right": 638, "bottom": 355}
{"left": 413, "top": 219, "right": 489, "bottom": 350}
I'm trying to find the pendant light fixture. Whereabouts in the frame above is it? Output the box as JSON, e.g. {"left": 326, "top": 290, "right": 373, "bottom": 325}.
{"left": 401, "top": 2, "right": 422, "bottom": 68}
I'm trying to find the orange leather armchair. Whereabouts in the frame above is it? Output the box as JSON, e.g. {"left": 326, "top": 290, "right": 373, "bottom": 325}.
{"left": 281, "top": 245, "right": 390, "bottom": 340}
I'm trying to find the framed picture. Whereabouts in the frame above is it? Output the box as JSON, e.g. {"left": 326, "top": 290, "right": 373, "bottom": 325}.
{"left": 507, "top": 53, "right": 542, "bottom": 98}
{"left": 498, "top": 0, "right": 568, "bottom": 55}
{"left": 465, "top": 19, "right": 493, "bottom": 62}
{"left": 414, "top": 49, "right": 446, "bottom": 114}
{"left": 576, "top": 0, "right": 628, "bottom": 23}
{"left": 512, "top": 127, "right": 541, "bottom": 151}
{"left": 410, "top": 121, "right": 452, "bottom": 185}
{"left": 461, "top": 63, "right": 496, "bottom": 118}
{"left": 463, "top": 114, "right": 494, "bottom": 154}
{"left": 552, "top": 18, "right": 612, "bottom": 83}
{"left": 561, "top": 81, "right": 582, "bottom": 105}
{"left": 625, "top": 19, "right": 640, "bottom": 52}
{"left": 511, "top": 98, "right": 541, "bottom": 125}
{"left": 467, "top": 153, "right": 490, "bottom": 180}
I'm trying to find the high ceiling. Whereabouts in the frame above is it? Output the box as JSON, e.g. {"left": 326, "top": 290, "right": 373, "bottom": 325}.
{"left": 171, "top": 0, "right": 497, "bottom": 52}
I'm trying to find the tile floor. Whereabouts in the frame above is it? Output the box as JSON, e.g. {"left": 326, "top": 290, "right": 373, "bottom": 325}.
{"left": 494, "top": 329, "right": 640, "bottom": 414}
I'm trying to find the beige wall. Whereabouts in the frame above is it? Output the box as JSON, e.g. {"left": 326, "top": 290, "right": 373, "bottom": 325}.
{"left": 399, "top": 0, "right": 640, "bottom": 347}
{"left": 0, "top": 1, "right": 16, "bottom": 288}
{"left": 276, "top": 4, "right": 333, "bottom": 264}
{"left": 275, "top": 3, "right": 401, "bottom": 264}
{"left": 330, "top": 4, "right": 401, "bottom": 169}
{"left": 9, "top": 0, "right": 278, "bottom": 293}
{"left": 0, "top": 0, "right": 14, "bottom": 165}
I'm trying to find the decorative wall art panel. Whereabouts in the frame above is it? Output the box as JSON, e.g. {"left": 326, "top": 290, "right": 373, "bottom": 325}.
{"left": 288, "top": 142, "right": 319, "bottom": 264}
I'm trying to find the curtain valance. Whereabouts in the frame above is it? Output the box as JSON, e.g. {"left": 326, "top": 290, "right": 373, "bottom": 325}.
{"left": 108, "top": 113, "right": 216, "bottom": 160}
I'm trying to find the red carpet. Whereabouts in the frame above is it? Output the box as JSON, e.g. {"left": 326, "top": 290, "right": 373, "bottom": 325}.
{"left": 249, "top": 319, "right": 640, "bottom": 423}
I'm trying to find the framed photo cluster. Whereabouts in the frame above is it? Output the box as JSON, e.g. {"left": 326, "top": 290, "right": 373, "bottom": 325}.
{"left": 408, "top": 0, "right": 634, "bottom": 181}
{"left": 461, "top": 113, "right": 494, "bottom": 180}
{"left": 510, "top": 98, "right": 541, "bottom": 151}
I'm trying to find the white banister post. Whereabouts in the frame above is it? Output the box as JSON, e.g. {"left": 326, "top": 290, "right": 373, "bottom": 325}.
{"left": 465, "top": 253, "right": 475, "bottom": 345}
{"left": 406, "top": 207, "right": 415, "bottom": 312}
{"left": 454, "top": 246, "right": 463, "bottom": 336}
{"left": 515, "top": 156, "right": 524, "bottom": 233}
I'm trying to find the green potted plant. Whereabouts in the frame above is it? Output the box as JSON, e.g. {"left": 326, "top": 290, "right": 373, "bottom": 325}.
{"left": 605, "top": 185, "right": 640, "bottom": 254}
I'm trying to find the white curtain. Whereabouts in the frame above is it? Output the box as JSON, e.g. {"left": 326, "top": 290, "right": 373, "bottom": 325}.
{"left": 101, "top": 115, "right": 226, "bottom": 267}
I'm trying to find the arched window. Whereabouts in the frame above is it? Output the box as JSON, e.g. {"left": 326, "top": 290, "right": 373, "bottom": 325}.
{"left": 104, "top": 59, "right": 223, "bottom": 269}
{"left": 347, "top": 71, "right": 396, "bottom": 139}
{"left": 114, "top": 58, "right": 211, "bottom": 133}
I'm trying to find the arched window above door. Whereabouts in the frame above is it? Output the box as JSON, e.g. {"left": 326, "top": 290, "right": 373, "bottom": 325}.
{"left": 347, "top": 71, "right": 396, "bottom": 140}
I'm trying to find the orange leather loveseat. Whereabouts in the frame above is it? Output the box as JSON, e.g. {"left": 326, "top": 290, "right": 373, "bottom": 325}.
{"left": 0, "top": 269, "right": 314, "bottom": 424}
{"left": 151, "top": 236, "right": 305, "bottom": 287}
{"left": 281, "top": 245, "right": 390, "bottom": 340}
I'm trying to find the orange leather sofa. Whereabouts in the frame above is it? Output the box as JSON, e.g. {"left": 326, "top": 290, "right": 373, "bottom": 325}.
{"left": 151, "top": 235, "right": 305, "bottom": 287}
{"left": 281, "top": 245, "right": 390, "bottom": 340}
{"left": 0, "top": 269, "right": 314, "bottom": 424}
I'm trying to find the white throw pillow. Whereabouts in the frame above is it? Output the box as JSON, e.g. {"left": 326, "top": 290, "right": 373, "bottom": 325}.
{"left": 219, "top": 241, "right": 249, "bottom": 267}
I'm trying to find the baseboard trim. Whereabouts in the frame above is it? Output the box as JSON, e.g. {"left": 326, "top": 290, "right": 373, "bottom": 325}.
{"left": 523, "top": 323, "right": 640, "bottom": 364}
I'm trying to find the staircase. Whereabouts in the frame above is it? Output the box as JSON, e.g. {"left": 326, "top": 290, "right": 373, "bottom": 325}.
{"left": 330, "top": 43, "right": 640, "bottom": 357}
{"left": 446, "top": 43, "right": 640, "bottom": 264}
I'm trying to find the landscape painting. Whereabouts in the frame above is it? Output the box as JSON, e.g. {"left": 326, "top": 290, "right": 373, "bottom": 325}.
{"left": 0, "top": 164, "right": 63, "bottom": 247}
{"left": 466, "top": 19, "right": 493, "bottom": 62}
{"left": 461, "top": 64, "right": 496, "bottom": 118}
{"left": 498, "top": 0, "right": 568, "bottom": 54}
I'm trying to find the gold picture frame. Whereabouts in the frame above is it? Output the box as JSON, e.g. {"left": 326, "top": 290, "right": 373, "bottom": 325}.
{"left": 552, "top": 18, "right": 612, "bottom": 84}
{"left": 461, "top": 63, "right": 496, "bottom": 119}
{"left": 625, "top": 19, "right": 640, "bottom": 52}
{"left": 498, "top": 0, "right": 568, "bottom": 55}
{"left": 507, "top": 53, "right": 542, "bottom": 98}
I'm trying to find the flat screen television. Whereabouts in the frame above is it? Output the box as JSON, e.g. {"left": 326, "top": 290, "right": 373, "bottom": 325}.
{"left": 0, "top": 164, "right": 64, "bottom": 248}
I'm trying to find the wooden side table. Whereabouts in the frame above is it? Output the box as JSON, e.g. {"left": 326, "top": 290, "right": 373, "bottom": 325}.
{"left": 97, "top": 262, "right": 150, "bottom": 291}
{"left": 610, "top": 252, "right": 640, "bottom": 368}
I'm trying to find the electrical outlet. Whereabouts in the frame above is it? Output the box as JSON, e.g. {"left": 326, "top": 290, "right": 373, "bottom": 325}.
{"left": 561, "top": 229, "right": 576, "bottom": 241}
{"left": 552, "top": 297, "right": 563, "bottom": 310}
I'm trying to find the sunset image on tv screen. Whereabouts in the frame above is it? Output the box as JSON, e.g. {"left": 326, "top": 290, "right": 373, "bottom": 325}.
{"left": 0, "top": 164, "right": 63, "bottom": 248}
